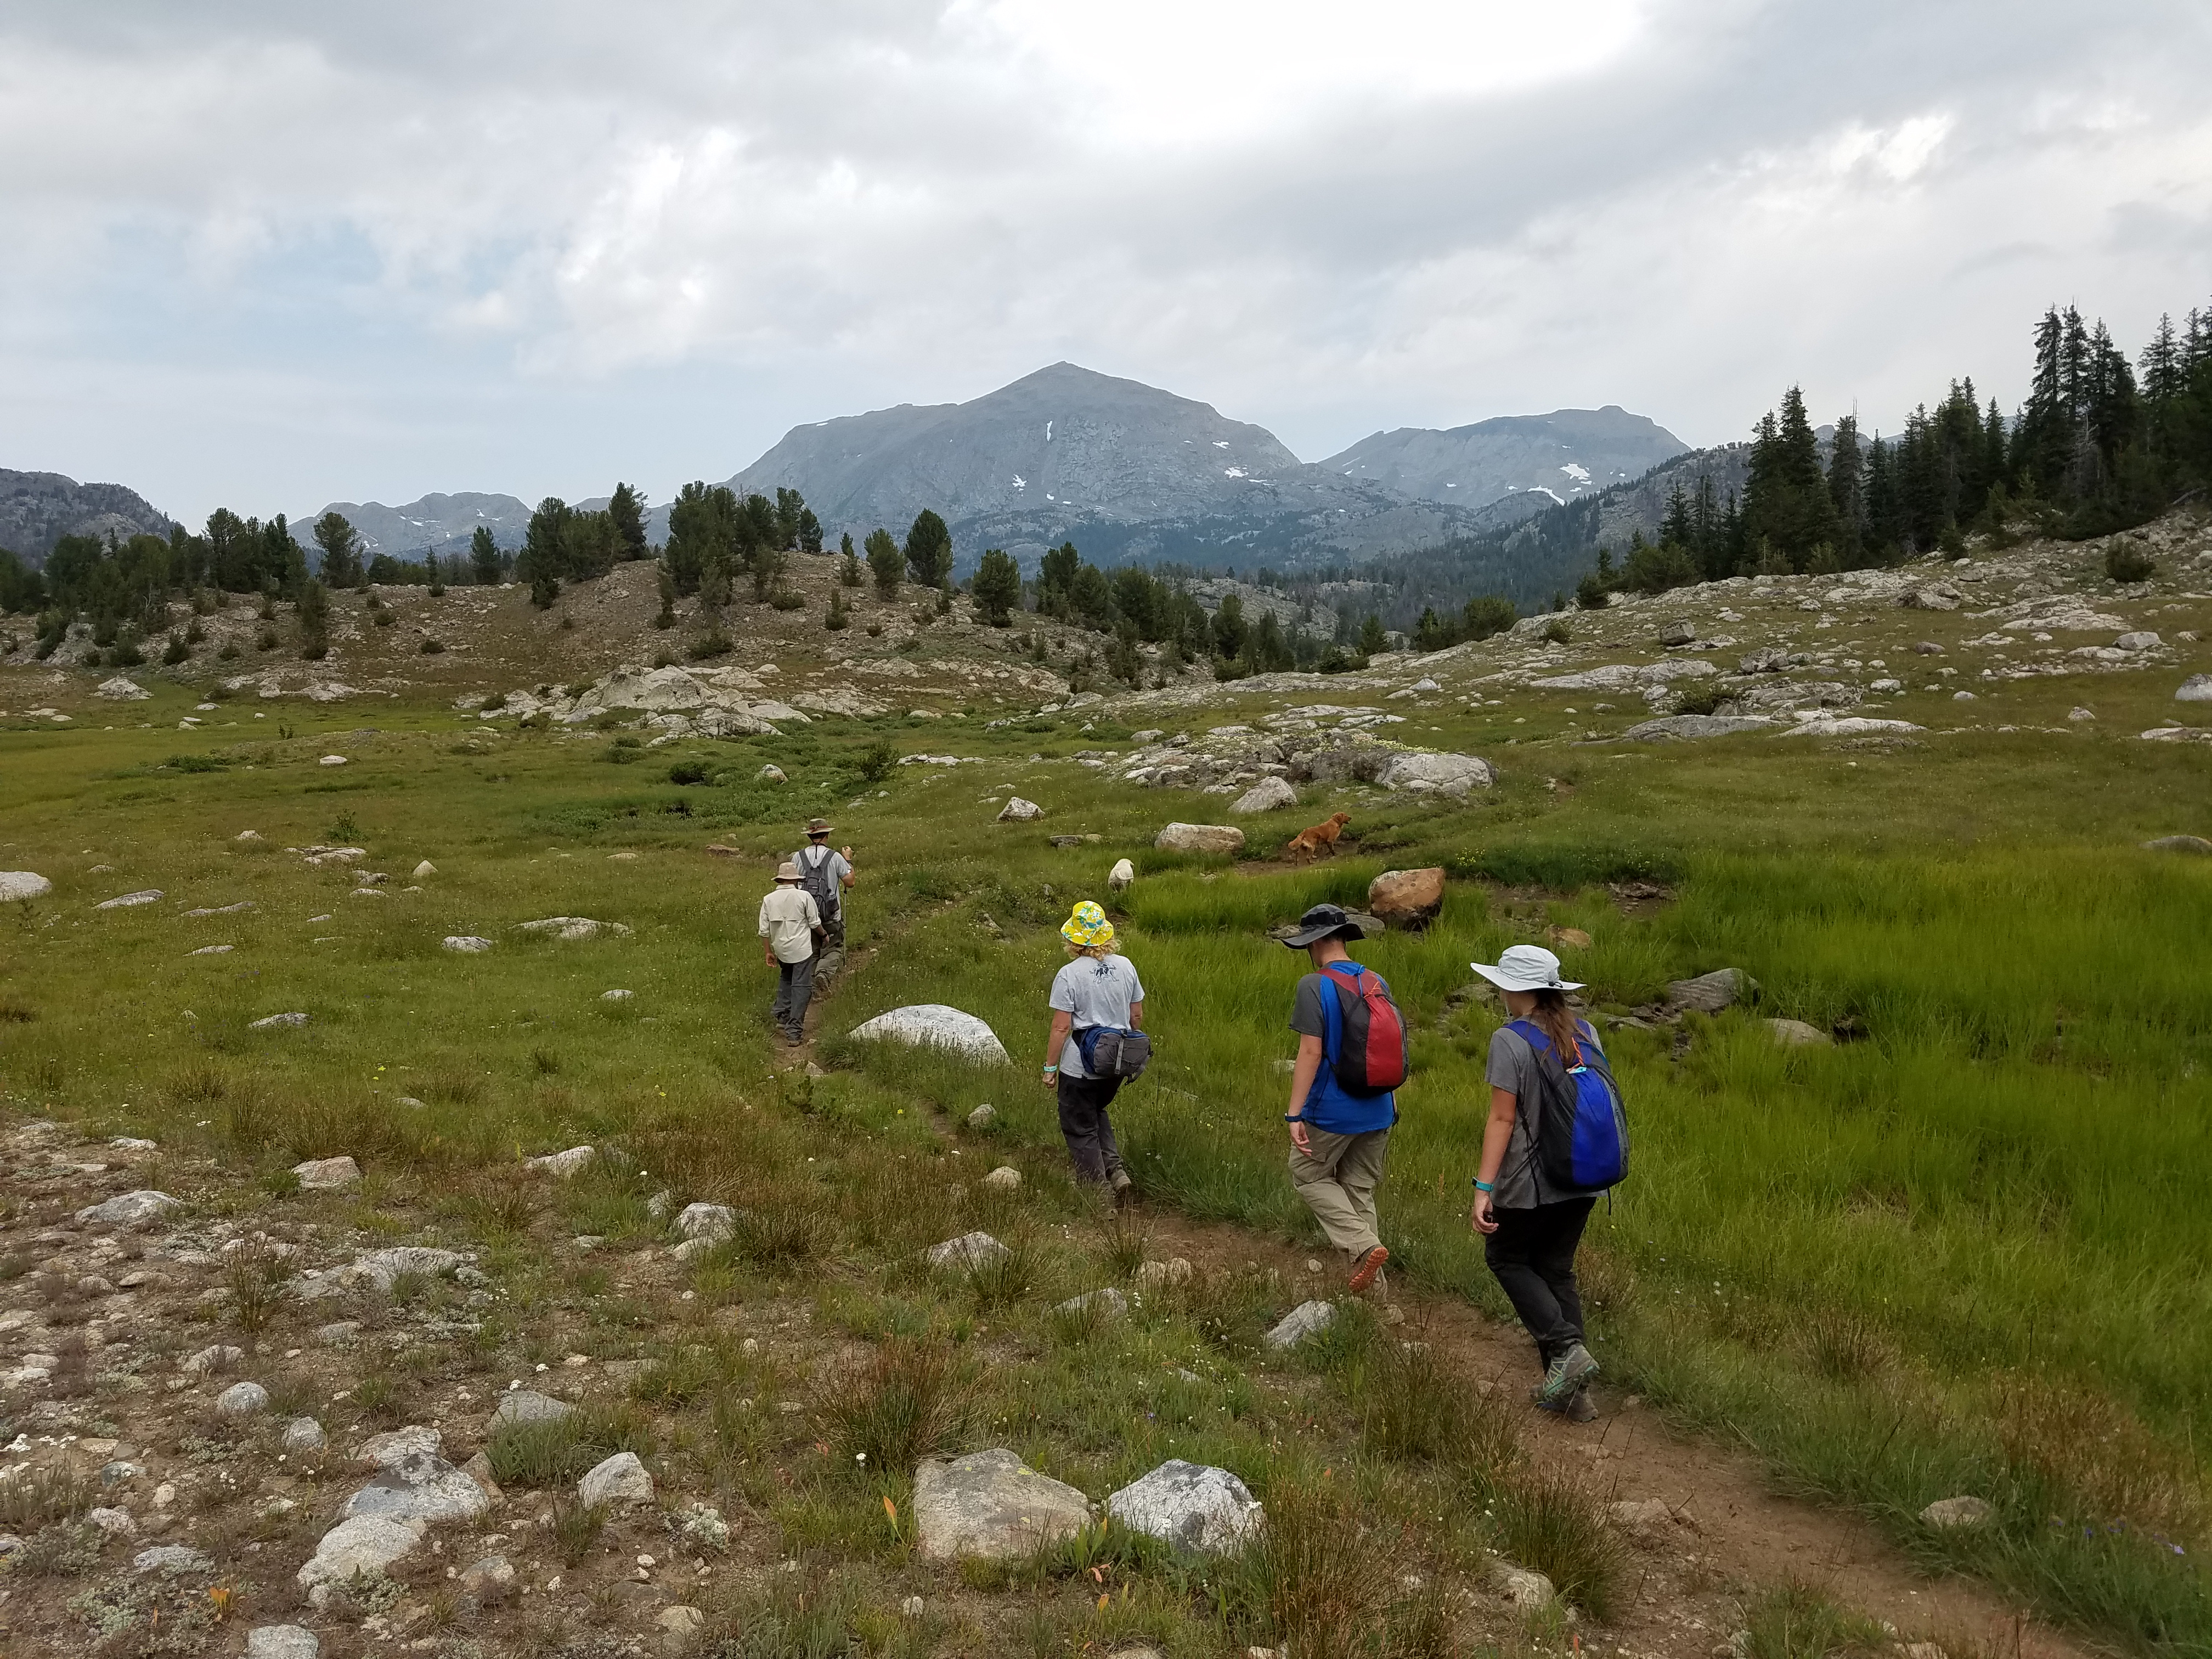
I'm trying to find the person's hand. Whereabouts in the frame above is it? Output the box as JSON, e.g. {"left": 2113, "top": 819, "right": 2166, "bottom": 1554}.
{"left": 840, "top": 845, "right": 853, "bottom": 860}
{"left": 1288, "top": 1116, "right": 1311, "bottom": 1155}
{"left": 1040, "top": 1066, "right": 1058, "bottom": 1091}
{"left": 1470, "top": 1191, "right": 1498, "bottom": 1234}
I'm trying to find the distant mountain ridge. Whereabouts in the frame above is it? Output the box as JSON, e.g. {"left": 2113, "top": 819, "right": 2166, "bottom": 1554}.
{"left": 1, "top": 470, "right": 173, "bottom": 566}
{"left": 289, "top": 493, "right": 535, "bottom": 561}
{"left": 1318, "top": 407, "right": 1689, "bottom": 513}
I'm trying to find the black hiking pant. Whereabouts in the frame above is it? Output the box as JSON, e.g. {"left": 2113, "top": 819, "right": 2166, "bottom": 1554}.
{"left": 1056, "top": 1072, "right": 1127, "bottom": 1186}
{"left": 1483, "top": 1197, "right": 1595, "bottom": 1371}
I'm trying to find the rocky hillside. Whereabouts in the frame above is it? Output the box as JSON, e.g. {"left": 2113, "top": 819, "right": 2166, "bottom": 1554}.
{"left": 1318, "top": 407, "right": 1689, "bottom": 514}
{"left": 0, "top": 470, "right": 174, "bottom": 565}
{"left": 729, "top": 363, "right": 1488, "bottom": 573}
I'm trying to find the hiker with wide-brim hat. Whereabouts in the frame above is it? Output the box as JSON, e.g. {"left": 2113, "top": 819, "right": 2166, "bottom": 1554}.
{"left": 758, "top": 859, "right": 823, "bottom": 1043}
{"left": 1041, "top": 900, "right": 1146, "bottom": 1200}
{"left": 1469, "top": 943, "right": 1611, "bottom": 1421}
{"left": 1279, "top": 902, "right": 1407, "bottom": 1294}
{"left": 791, "top": 817, "right": 855, "bottom": 980}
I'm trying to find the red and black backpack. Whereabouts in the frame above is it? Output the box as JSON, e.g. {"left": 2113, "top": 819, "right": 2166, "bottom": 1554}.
{"left": 1319, "top": 962, "right": 1410, "bottom": 1097}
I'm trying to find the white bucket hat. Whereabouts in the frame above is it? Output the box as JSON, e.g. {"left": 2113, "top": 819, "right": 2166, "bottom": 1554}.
{"left": 1470, "top": 943, "right": 1584, "bottom": 993}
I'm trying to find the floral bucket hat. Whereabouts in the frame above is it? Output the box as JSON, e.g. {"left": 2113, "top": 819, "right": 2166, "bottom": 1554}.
{"left": 1060, "top": 900, "right": 1116, "bottom": 950}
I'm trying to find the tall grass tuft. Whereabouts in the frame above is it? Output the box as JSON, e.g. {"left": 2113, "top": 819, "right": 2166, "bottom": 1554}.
{"left": 1489, "top": 1466, "right": 1623, "bottom": 1620}
{"left": 814, "top": 1338, "right": 964, "bottom": 1474}
{"left": 224, "top": 1237, "right": 292, "bottom": 1336}
{"left": 1737, "top": 1581, "right": 1892, "bottom": 1659}
{"left": 1360, "top": 1338, "right": 1517, "bottom": 1476}
{"left": 1228, "top": 1479, "right": 1401, "bottom": 1656}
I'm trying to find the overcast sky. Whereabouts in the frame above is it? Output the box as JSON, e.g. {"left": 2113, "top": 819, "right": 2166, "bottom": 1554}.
{"left": 4, "top": 1, "right": 2208, "bottom": 523}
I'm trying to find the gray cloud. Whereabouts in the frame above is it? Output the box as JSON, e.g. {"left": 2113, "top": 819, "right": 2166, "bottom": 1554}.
{"left": 2, "top": 0, "right": 2208, "bottom": 523}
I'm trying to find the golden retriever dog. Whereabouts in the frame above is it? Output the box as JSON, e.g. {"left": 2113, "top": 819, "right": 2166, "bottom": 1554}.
{"left": 1283, "top": 812, "right": 1352, "bottom": 862}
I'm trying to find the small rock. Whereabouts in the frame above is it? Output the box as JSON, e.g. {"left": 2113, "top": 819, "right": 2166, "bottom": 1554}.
{"left": 1548, "top": 926, "right": 1593, "bottom": 950}
{"left": 980, "top": 1165, "right": 1022, "bottom": 1192}
{"left": 1608, "top": 1498, "right": 1676, "bottom": 1534}
{"left": 2115, "top": 631, "right": 2162, "bottom": 651}
{"left": 1228, "top": 777, "right": 1298, "bottom": 816}
{"left": 297, "top": 1514, "right": 426, "bottom": 1599}
{"left": 926, "top": 1231, "right": 1011, "bottom": 1272}
{"left": 1765, "top": 1018, "right": 1832, "bottom": 1047}
{"left": 1900, "top": 585, "right": 1961, "bottom": 611}
{"left": 516, "top": 915, "right": 633, "bottom": 941}
{"left": 1107, "top": 1459, "right": 1264, "bottom": 1553}
{"left": 966, "top": 1103, "right": 997, "bottom": 1130}
{"left": 135, "top": 1543, "right": 216, "bottom": 1576}
{"left": 1367, "top": 867, "right": 1445, "bottom": 930}
{"left": 996, "top": 796, "right": 1045, "bottom": 822}
{"left": 657, "top": 1605, "right": 707, "bottom": 1652}
{"left": 2067, "top": 707, "right": 2096, "bottom": 722}
{"left": 0, "top": 872, "right": 54, "bottom": 903}
{"left": 77, "top": 1189, "right": 182, "bottom": 1228}
{"left": 674, "top": 1202, "right": 737, "bottom": 1242}
{"left": 2175, "top": 674, "right": 2212, "bottom": 703}
{"left": 526, "top": 1145, "right": 596, "bottom": 1177}
{"left": 1054, "top": 1287, "right": 1128, "bottom": 1321}
{"left": 579, "top": 1451, "right": 655, "bottom": 1508}
{"left": 913, "top": 1447, "right": 1092, "bottom": 1560}
{"left": 1154, "top": 822, "right": 1245, "bottom": 854}
{"left": 463, "top": 1451, "right": 504, "bottom": 1503}
{"left": 491, "top": 1389, "right": 577, "bottom": 1429}
{"left": 1493, "top": 1560, "right": 1556, "bottom": 1608}
{"left": 2141, "top": 834, "right": 2212, "bottom": 856}
{"left": 246, "top": 1627, "right": 321, "bottom": 1659}
{"left": 96, "top": 675, "right": 151, "bottom": 699}
{"left": 319, "top": 754, "right": 348, "bottom": 766}
{"left": 1657, "top": 619, "right": 1697, "bottom": 647}
{"left": 292, "top": 1155, "right": 361, "bottom": 1190}
{"left": 1134, "top": 1257, "right": 1193, "bottom": 1290}
{"left": 459, "top": 1553, "right": 516, "bottom": 1607}
{"left": 217, "top": 1380, "right": 271, "bottom": 1417}
{"left": 283, "top": 1417, "right": 328, "bottom": 1453}
{"left": 1666, "top": 968, "right": 1754, "bottom": 1013}
{"left": 248, "top": 1011, "right": 309, "bottom": 1030}
{"left": 1920, "top": 1495, "right": 1993, "bottom": 1529}
{"left": 1263, "top": 1300, "right": 1337, "bottom": 1350}
{"left": 315, "top": 1321, "right": 362, "bottom": 1345}
{"left": 94, "top": 889, "right": 163, "bottom": 910}
{"left": 758, "top": 764, "right": 787, "bottom": 783}
{"left": 900, "top": 1595, "right": 926, "bottom": 1618}
{"left": 602, "top": 988, "right": 634, "bottom": 1000}
{"left": 183, "top": 1343, "right": 245, "bottom": 1375}
{"left": 88, "top": 1505, "right": 137, "bottom": 1537}
{"left": 443, "top": 935, "right": 494, "bottom": 953}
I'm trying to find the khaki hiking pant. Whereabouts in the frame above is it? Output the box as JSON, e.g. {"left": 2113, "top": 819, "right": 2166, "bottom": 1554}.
{"left": 1289, "top": 1126, "right": 1389, "bottom": 1260}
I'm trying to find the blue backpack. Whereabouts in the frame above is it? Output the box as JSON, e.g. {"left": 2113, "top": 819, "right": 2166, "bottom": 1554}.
{"left": 1507, "top": 1018, "right": 1629, "bottom": 1192}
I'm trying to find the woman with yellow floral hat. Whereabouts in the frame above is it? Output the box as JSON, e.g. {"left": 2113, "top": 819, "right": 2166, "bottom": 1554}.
{"left": 1041, "top": 900, "right": 1146, "bottom": 1199}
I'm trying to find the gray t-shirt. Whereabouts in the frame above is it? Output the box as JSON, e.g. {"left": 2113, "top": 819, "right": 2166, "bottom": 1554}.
{"left": 1485, "top": 1018, "right": 1606, "bottom": 1208}
{"left": 1049, "top": 952, "right": 1145, "bottom": 1079}
{"left": 793, "top": 844, "right": 850, "bottom": 918}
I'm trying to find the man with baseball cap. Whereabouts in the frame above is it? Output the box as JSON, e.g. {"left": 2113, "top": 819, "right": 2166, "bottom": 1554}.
{"left": 791, "top": 819, "right": 855, "bottom": 980}
{"left": 1278, "top": 902, "right": 1402, "bottom": 1293}
{"left": 759, "top": 859, "right": 823, "bottom": 1043}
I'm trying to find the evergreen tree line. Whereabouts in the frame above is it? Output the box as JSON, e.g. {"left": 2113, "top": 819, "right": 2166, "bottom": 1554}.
{"left": 1577, "top": 295, "right": 2212, "bottom": 603}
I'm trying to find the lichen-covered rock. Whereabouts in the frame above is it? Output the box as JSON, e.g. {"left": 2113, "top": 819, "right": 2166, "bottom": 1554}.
{"left": 348, "top": 1246, "right": 467, "bottom": 1291}
{"left": 996, "top": 797, "right": 1045, "bottom": 822}
{"left": 77, "top": 1190, "right": 180, "bottom": 1228}
{"left": 443, "top": 935, "right": 494, "bottom": 953}
{"left": 2142, "top": 834, "right": 2212, "bottom": 855}
{"left": 1263, "top": 1300, "right": 1337, "bottom": 1350}
{"left": 1107, "top": 1459, "right": 1264, "bottom": 1554}
{"left": 94, "top": 889, "right": 163, "bottom": 910}
{"left": 1666, "top": 968, "right": 1754, "bottom": 1013}
{"left": 524, "top": 1146, "right": 596, "bottom": 1178}
{"left": 926, "top": 1231, "right": 1011, "bottom": 1272}
{"left": 517, "top": 916, "right": 633, "bottom": 941}
{"left": 1374, "top": 752, "right": 1493, "bottom": 795}
{"left": 297, "top": 1514, "right": 426, "bottom": 1600}
{"left": 1920, "top": 1495, "right": 1993, "bottom": 1528}
{"left": 1621, "top": 715, "right": 1775, "bottom": 742}
{"left": 246, "top": 1626, "right": 321, "bottom": 1659}
{"left": 134, "top": 1544, "right": 215, "bottom": 1576}
{"left": 674, "top": 1202, "right": 736, "bottom": 1241}
{"left": 2176, "top": 674, "right": 2212, "bottom": 703}
{"left": 1766, "top": 1018, "right": 1832, "bottom": 1047}
{"left": 849, "top": 1005, "right": 1010, "bottom": 1064}
{"left": 292, "top": 1156, "right": 360, "bottom": 1191}
{"left": 1154, "top": 823, "right": 1244, "bottom": 854}
{"left": 216, "top": 1381, "right": 270, "bottom": 1417}
{"left": 283, "top": 1417, "right": 328, "bottom": 1453}
{"left": 913, "top": 1448, "right": 1091, "bottom": 1561}
{"left": 0, "top": 873, "right": 53, "bottom": 902}
{"left": 1228, "top": 777, "right": 1297, "bottom": 816}
{"left": 980, "top": 1166, "right": 1022, "bottom": 1192}
{"left": 247, "top": 1011, "right": 309, "bottom": 1030}
{"left": 1053, "top": 1288, "right": 1128, "bottom": 1322}
{"left": 1135, "top": 1258, "right": 1193, "bottom": 1291}
{"left": 97, "top": 676, "right": 151, "bottom": 699}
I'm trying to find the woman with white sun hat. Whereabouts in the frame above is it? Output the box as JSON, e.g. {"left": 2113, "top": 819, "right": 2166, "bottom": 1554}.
{"left": 1467, "top": 942, "right": 1623, "bottom": 1424}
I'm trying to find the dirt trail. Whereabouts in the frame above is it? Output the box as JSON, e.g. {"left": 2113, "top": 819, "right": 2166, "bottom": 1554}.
{"left": 1132, "top": 1201, "right": 2075, "bottom": 1659}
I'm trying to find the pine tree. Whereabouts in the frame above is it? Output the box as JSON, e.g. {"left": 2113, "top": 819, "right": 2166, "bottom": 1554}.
{"left": 296, "top": 577, "right": 329, "bottom": 659}
{"left": 904, "top": 510, "right": 954, "bottom": 589}
{"left": 825, "top": 584, "right": 849, "bottom": 631}
{"left": 608, "top": 483, "right": 650, "bottom": 561}
{"left": 312, "top": 511, "right": 362, "bottom": 588}
{"left": 1827, "top": 415, "right": 1864, "bottom": 563}
{"left": 971, "top": 548, "right": 1022, "bottom": 627}
{"left": 864, "top": 528, "right": 902, "bottom": 596}
{"left": 471, "top": 526, "right": 501, "bottom": 585}
{"left": 653, "top": 565, "right": 677, "bottom": 629}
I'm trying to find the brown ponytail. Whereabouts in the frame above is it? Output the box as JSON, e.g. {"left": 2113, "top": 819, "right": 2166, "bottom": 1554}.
{"left": 1526, "top": 988, "right": 1582, "bottom": 1064}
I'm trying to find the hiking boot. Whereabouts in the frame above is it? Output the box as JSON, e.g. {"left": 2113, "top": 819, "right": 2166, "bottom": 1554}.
{"left": 1534, "top": 1341, "right": 1599, "bottom": 1407}
{"left": 1347, "top": 1245, "right": 1390, "bottom": 1294}
{"left": 1109, "top": 1171, "right": 1135, "bottom": 1209}
{"left": 1531, "top": 1384, "right": 1599, "bottom": 1423}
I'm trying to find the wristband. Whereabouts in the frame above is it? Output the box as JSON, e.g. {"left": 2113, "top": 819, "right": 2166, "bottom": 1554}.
{"left": 1042, "top": 1064, "right": 1058, "bottom": 1074}
{"left": 1283, "top": 1114, "right": 1304, "bottom": 1123}
{"left": 1473, "top": 1179, "right": 1495, "bottom": 1193}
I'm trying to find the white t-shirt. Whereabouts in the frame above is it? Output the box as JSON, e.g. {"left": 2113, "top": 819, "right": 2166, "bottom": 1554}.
{"left": 1049, "top": 952, "right": 1145, "bottom": 1078}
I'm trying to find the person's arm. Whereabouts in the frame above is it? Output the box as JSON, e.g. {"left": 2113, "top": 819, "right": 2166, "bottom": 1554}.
{"left": 759, "top": 901, "right": 777, "bottom": 967}
{"left": 1469, "top": 1085, "right": 1518, "bottom": 1233}
{"left": 1127, "top": 998, "right": 1143, "bottom": 1032}
{"left": 1285, "top": 1033, "right": 1324, "bottom": 1154}
{"left": 839, "top": 848, "right": 855, "bottom": 889}
{"left": 1043, "top": 1009, "right": 1073, "bottom": 1088}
